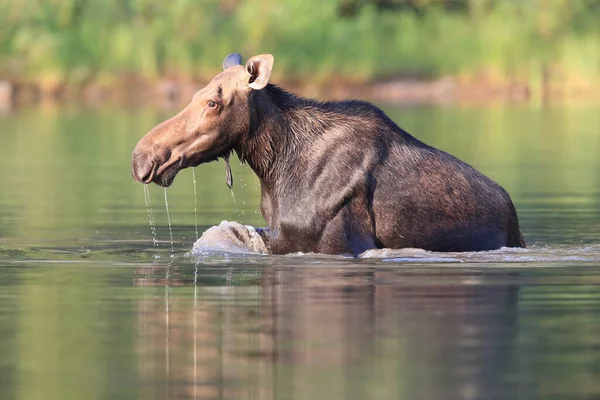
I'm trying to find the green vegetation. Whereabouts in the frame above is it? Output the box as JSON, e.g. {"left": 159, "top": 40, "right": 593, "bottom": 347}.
{"left": 0, "top": 0, "right": 599, "bottom": 89}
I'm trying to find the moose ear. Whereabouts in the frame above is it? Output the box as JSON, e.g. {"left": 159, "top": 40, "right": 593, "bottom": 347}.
{"left": 223, "top": 53, "right": 243, "bottom": 70}
{"left": 245, "top": 54, "right": 274, "bottom": 90}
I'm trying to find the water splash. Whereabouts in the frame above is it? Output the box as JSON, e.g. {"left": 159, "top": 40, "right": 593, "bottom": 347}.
{"left": 164, "top": 188, "right": 174, "bottom": 253}
{"left": 143, "top": 185, "right": 158, "bottom": 247}
{"left": 192, "top": 168, "right": 199, "bottom": 240}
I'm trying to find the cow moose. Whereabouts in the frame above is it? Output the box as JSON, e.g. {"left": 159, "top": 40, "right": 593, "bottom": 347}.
{"left": 132, "top": 53, "right": 525, "bottom": 256}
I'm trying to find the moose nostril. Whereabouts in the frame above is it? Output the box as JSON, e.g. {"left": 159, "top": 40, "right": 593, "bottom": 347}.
{"left": 140, "top": 163, "right": 154, "bottom": 182}
{"left": 132, "top": 156, "right": 155, "bottom": 183}
{"left": 140, "top": 161, "right": 155, "bottom": 183}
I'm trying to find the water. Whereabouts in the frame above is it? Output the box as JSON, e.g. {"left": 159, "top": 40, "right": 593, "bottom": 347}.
{"left": 192, "top": 168, "right": 199, "bottom": 240}
{"left": 163, "top": 188, "right": 174, "bottom": 254}
{"left": 143, "top": 184, "right": 159, "bottom": 247}
{"left": 0, "top": 104, "right": 600, "bottom": 399}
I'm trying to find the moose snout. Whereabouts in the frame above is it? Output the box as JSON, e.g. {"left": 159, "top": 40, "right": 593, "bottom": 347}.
{"left": 131, "top": 152, "right": 156, "bottom": 184}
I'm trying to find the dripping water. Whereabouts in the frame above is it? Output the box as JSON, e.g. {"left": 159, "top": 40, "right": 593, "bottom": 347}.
{"left": 164, "top": 188, "right": 174, "bottom": 253}
{"left": 224, "top": 153, "right": 233, "bottom": 190}
{"left": 224, "top": 154, "right": 240, "bottom": 215}
{"left": 143, "top": 185, "right": 159, "bottom": 247}
{"left": 192, "top": 168, "right": 199, "bottom": 240}
{"left": 239, "top": 175, "right": 247, "bottom": 216}
{"left": 224, "top": 154, "right": 236, "bottom": 202}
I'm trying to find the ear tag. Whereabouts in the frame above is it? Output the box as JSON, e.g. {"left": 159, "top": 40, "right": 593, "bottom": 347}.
{"left": 223, "top": 53, "right": 243, "bottom": 70}
{"left": 224, "top": 153, "right": 233, "bottom": 189}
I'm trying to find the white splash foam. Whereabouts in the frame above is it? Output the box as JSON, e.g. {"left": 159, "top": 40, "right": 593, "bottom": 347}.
{"left": 190, "top": 222, "right": 600, "bottom": 265}
{"left": 192, "top": 221, "right": 269, "bottom": 256}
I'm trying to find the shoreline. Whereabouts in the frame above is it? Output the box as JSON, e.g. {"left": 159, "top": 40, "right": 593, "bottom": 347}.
{"left": 1, "top": 75, "right": 600, "bottom": 110}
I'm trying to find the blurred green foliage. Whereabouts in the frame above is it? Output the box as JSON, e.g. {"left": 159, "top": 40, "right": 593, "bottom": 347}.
{"left": 0, "top": 0, "right": 599, "bottom": 85}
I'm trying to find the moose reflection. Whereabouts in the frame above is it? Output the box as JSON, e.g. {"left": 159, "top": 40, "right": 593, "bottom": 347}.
{"left": 134, "top": 263, "right": 518, "bottom": 400}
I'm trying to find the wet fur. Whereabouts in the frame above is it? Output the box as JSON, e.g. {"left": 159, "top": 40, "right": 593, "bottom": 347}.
{"left": 232, "top": 85, "right": 525, "bottom": 255}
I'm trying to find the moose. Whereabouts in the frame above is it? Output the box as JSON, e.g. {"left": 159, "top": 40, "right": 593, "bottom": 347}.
{"left": 132, "top": 53, "right": 525, "bottom": 256}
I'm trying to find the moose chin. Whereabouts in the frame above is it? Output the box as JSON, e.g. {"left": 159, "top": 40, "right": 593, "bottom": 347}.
{"left": 132, "top": 53, "right": 525, "bottom": 256}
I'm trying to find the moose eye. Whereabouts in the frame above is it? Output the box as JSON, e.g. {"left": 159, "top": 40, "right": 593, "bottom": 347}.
{"left": 207, "top": 100, "right": 219, "bottom": 109}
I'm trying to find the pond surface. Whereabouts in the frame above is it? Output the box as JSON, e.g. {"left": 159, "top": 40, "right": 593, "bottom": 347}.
{"left": 0, "top": 104, "right": 599, "bottom": 399}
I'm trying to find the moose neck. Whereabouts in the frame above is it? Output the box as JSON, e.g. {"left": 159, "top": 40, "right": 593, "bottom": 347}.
{"left": 235, "top": 85, "right": 323, "bottom": 187}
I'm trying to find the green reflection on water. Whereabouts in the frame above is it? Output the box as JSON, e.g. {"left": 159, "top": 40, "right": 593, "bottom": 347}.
{"left": 11, "top": 265, "right": 138, "bottom": 400}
